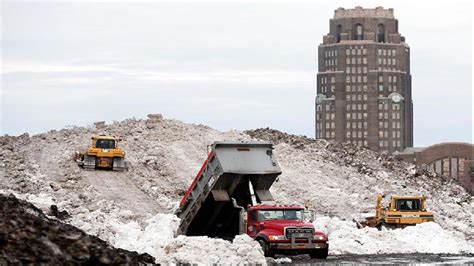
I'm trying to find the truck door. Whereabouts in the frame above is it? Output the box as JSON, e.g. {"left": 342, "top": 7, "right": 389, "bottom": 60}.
{"left": 246, "top": 210, "right": 258, "bottom": 238}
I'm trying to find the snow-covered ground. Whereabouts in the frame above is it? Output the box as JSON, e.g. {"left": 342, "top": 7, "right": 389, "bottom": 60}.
{"left": 0, "top": 115, "right": 472, "bottom": 264}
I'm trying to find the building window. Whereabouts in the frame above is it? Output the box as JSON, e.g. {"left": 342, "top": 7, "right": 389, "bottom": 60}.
{"left": 336, "top": 25, "right": 342, "bottom": 42}
{"left": 354, "top": 24, "right": 363, "bottom": 40}
{"left": 346, "top": 58, "right": 350, "bottom": 64}
{"left": 377, "top": 24, "right": 385, "bottom": 43}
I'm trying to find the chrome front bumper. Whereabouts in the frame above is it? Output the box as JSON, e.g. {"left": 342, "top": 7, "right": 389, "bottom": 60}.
{"left": 270, "top": 242, "right": 327, "bottom": 250}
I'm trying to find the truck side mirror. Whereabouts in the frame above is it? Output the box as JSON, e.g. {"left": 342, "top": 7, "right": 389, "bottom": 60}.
{"left": 305, "top": 209, "right": 315, "bottom": 223}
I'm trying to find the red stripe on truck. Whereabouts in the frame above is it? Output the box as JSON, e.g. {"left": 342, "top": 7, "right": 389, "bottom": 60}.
{"left": 179, "top": 151, "right": 215, "bottom": 207}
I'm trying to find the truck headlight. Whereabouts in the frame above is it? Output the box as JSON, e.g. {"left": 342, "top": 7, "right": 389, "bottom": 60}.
{"left": 269, "top": 235, "right": 286, "bottom": 241}
{"left": 313, "top": 235, "right": 325, "bottom": 241}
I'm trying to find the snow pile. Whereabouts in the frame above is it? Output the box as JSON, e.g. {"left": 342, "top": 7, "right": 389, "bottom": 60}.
{"left": 1, "top": 115, "right": 473, "bottom": 260}
{"left": 313, "top": 216, "right": 474, "bottom": 255}
{"left": 163, "top": 234, "right": 266, "bottom": 264}
{"left": 70, "top": 207, "right": 265, "bottom": 264}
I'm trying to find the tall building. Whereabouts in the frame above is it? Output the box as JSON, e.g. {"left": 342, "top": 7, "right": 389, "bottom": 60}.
{"left": 315, "top": 6, "right": 413, "bottom": 152}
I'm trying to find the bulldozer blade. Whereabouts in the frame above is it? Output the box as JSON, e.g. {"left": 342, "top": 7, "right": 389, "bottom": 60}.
{"left": 353, "top": 219, "right": 364, "bottom": 229}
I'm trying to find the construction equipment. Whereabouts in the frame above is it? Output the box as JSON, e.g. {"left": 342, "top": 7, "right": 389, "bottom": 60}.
{"left": 356, "top": 194, "right": 434, "bottom": 229}
{"left": 176, "top": 141, "right": 328, "bottom": 258}
{"left": 76, "top": 135, "right": 127, "bottom": 171}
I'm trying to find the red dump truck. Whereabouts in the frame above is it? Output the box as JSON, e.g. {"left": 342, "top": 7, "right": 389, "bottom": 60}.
{"left": 176, "top": 141, "right": 328, "bottom": 258}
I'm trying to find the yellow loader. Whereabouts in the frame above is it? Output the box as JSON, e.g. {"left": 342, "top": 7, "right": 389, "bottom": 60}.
{"left": 356, "top": 194, "right": 434, "bottom": 230}
{"left": 76, "top": 135, "right": 127, "bottom": 171}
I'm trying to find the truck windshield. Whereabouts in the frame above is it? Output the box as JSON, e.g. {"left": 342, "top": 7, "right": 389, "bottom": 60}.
{"left": 258, "top": 209, "right": 304, "bottom": 220}
{"left": 96, "top": 139, "right": 115, "bottom": 149}
{"left": 396, "top": 199, "right": 420, "bottom": 211}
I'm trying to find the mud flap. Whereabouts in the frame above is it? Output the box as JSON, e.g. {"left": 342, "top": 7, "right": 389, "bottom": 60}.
{"left": 112, "top": 157, "right": 127, "bottom": 171}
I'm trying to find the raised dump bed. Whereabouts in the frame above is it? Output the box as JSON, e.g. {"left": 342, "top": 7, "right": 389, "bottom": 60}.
{"left": 176, "top": 141, "right": 282, "bottom": 238}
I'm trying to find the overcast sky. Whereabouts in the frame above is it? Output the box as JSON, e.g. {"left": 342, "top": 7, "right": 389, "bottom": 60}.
{"left": 1, "top": 1, "right": 472, "bottom": 147}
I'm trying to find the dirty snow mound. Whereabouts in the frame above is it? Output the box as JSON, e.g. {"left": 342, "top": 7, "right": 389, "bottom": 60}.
{"left": 246, "top": 128, "right": 473, "bottom": 241}
{"left": 1, "top": 116, "right": 473, "bottom": 260}
{"left": 313, "top": 216, "right": 474, "bottom": 255}
{"left": 163, "top": 234, "right": 266, "bottom": 264}
{"left": 0, "top": 194, "right": 155, "bottom": 264}
{"left": 69, "top": 205, "right": 266, "bottom": 264}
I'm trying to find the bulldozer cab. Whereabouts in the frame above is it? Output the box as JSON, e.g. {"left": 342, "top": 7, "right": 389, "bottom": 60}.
{"left": 95, "top": 139, "right": 116, "bottom": 149}
{"left": 91, "top": 136, "right": 119, "bottom": 149}
{"left": 389, "top": 196, "right": 426, "bottom": 212}
{"left": 395, "top": 199, "right": 420, "bottom": 211}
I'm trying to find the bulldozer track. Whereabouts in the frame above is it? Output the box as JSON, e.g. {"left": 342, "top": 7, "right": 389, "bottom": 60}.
{"left": 84, "top": 170, "right": 169, "bottom": 215}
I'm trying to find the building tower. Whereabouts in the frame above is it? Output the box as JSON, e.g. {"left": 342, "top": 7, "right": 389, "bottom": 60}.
{"left": 315, "top": 6, "right": 413, "bottom": 152}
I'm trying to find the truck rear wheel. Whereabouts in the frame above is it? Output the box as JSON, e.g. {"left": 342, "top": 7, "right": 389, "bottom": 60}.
{"left": 258, "top": 239, "right": 274, "bottom": 258}
{"left": 309, "top": 246, "right": 328, "bottom": 259}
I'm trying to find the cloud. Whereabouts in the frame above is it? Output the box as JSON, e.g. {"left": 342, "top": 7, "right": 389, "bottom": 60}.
{"left": 1, "top": 1, "right": 472, "bottom": 146}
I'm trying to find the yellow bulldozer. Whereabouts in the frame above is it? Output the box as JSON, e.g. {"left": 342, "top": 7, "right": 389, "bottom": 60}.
{"left": 76, "top": 135, "right": 127, "bottom": 171}
{"left": 356, "top": 194, "right": 434, "bottom": 230}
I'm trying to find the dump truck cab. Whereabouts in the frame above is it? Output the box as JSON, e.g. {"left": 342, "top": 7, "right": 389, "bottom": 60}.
{"left": 78, "top": 135, "right": 127, "bottom": 171}
{"left": 246, "top": 204, "right": 328, "bottom": 258}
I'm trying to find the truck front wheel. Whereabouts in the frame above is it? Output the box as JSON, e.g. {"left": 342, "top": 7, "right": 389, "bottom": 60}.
{"left": 309, "top": 246, "right": 328, "bottom": 259}
{"left": 258, "top": 239, "right": 274, "bottom": 258}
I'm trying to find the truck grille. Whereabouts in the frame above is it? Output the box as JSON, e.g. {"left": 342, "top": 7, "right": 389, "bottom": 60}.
{"left": 284, "top": 227, "right": 314, "bottom": 239}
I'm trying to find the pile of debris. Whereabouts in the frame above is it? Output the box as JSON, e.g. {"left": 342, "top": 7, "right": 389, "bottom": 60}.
{"left": 0, "top": 194, "right": 155, "bottom": 265}
{"left": 246, "top": 127, "right": 456, "bottom": 187}
{"left": 0, "top": 116, "right": 472, "bottom": 261}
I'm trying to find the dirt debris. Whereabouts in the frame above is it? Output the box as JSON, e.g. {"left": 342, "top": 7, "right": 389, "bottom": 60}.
{"left": 0, "top": 194, "right": 155, "bottom": 265}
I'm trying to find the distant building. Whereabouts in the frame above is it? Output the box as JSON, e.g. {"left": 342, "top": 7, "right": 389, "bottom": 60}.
{"left": 315, "top": 6, "right": 413, "bottom": 153}
{"left": 396, "top": 143, "right": 474, "bottom": 193}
